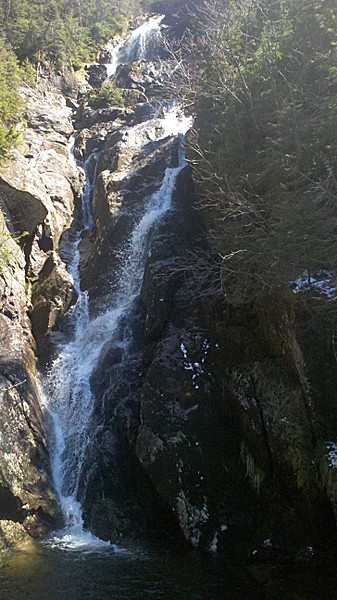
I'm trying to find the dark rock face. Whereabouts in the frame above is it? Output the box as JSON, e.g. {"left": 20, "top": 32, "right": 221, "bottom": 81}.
{"left": 114, "top": 61, "right": 169, "bottom": 100}
{"left": 79, "top": 187, "right": 201, "bottom": 544}
{"left": 85, "top": 64, "right": 108, "bottom": 89}
{"left": 30, "top": 252, "right": 76, "bottom": 349}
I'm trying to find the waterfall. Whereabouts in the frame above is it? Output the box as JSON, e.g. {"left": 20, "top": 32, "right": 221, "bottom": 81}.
{"left": 43, "top": 16, "right": 192, "bottom": 550}
{"left": 104, "top": 15, "right": 164, "bottom": 79}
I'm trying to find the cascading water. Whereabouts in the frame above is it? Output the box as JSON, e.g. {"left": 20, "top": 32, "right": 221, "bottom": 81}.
{"left": 104, "top": 15, "right": 164, "bottom": 79}
{"left": 43, "top": 16, "right": 192, "bottom": 550}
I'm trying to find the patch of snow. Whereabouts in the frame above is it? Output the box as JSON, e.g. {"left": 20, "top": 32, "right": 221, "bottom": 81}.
{"left": 179, "top": 339, "right": 213, "bottom": 389}
{"left": 291, "top": 270, "right": 337, "bottom": 298}
{"left": 184, "top": 404, "right": 199, "bottom": 415}
{"left": 325, "top": 441, "right": 337, "bottom": 467}
{"left": 209, "top": 532, "right": 218, "bottom": 553}
{"left": 200, "top": 499, "right": 209, "bottom": 522}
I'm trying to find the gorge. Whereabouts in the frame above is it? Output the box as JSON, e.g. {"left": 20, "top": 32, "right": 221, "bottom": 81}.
{"left": 0, "top": 6, "right": 337, "bottom": 599}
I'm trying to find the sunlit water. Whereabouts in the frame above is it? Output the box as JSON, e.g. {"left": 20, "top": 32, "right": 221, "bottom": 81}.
{"left": 104, "top": 15, "right": 164, "bottom": 79}
{"left": 37, "top": 7, "right": 194, "bottom": 554}
{"left": 44, "top": 76, "right": 192, "bottom": 554}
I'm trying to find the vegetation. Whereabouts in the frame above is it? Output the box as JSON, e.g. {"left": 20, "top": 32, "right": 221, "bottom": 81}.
{"left": 0, "top": 0, "right": 132, "bottom": 68}
{"left": 0, "top": 209, "right": 15, "bottom": 272}
{"left": 179, "top": 0, "right": 337, "bottom": 305}
{"left": 88, "top": 82, "right": 126, "bottom": 109}
{"left": 0, "top": 0, "right": 152, "bottom": 163}
{"left": 0, "top": 39, "right": 27, "bottom": 163}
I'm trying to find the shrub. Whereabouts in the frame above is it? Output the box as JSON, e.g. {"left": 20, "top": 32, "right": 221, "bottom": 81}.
{"left": 88, "top": 82, "right": 125, "bottom": 109}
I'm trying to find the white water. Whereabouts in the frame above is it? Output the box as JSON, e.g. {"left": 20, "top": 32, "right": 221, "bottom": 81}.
{"left": 43, "top": 16, "right": 192, "bottom": 550}
{"left": 104, "top": 15, "right": 164, "bottom": 79}
{"left": 109, "top": 104, "right": 193, "bottom": 182}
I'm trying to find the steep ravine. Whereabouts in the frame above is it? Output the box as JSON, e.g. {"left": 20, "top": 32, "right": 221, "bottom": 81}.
{"left": 1, "top": 15, "right": 337, "bottom": 563}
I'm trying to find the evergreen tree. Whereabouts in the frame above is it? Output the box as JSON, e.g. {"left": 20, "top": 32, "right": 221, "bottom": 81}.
{"left": 0, "top": 39, "right": 23, "bottom": 162}
{"left": 185, "top": 0, "right": 337, "bottom": 304}
{"left": 0, "top": 0, "right": 149, "bottom": 162}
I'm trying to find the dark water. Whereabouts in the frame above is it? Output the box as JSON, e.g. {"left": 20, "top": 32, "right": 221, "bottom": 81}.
{"left": 0, "top": 541, "right": 336, "bottom": 600}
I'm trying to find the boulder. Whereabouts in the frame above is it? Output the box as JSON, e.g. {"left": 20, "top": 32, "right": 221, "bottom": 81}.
{"left": 24, "top": 87, "right": 73, "bottom": 136}
{"left": 85, "top": 64, "right": 108, "bottom": 89}
{"left": 30, "top": 252, "right": 77, "bottom": 350}
{"left": 0, "top": 521, "right": 34, "bottom": 550}
{"left": 0, "top": 155, "right": 50, "bottom": 236}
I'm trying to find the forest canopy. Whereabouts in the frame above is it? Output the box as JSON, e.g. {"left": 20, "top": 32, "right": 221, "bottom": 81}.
{"left": 0, "top": 0, "right": 138, "bottom": 67}
{"left": 181, "top": 0, "right": 337, "bottom": 304}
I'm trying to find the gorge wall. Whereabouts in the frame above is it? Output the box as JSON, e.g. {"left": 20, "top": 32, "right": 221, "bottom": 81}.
{"left": 0, "top": 80, "right": 83, "bottom": 547}
{"left": 0, "top": 15, "right": 337, "bottom": 564}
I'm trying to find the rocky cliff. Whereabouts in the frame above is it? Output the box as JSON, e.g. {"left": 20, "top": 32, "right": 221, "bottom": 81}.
{"left": 0, "top": 80, "right": 83, "bottom": 549}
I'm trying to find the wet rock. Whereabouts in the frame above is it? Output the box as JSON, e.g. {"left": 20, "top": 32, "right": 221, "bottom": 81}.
{"left": 115, "top": 61, "right": 166, "bottom": 100}
{"left": 30, "top": 252, "right": 77, "bottom": 350}
{"left": 0, "top": 521, "right": 32, "bottom": 550}
{"left": 0, "top": 216, "right": 60, "bottom": 547}
{"left": 115, "top": 61, "right": 148, "bottom": 90}
{"left": 74, "top": 105, "right": 132, "bottom": 130}
{"left": 79, "top": 115, "right": 180, "bottom": 300}
{"left": 136, "top": 425, "right": 164, "bottom": 469}
{"left": 85, "top": 64, "right": 108, "bottom": 89}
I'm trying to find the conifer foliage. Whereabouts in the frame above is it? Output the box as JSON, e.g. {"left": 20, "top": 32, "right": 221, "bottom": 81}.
{"left": 187, "top": 0, "right": 337, "bottom": 303}
{"left": 0, "top": 0, "right": 147, "bottom": 162}
{"left": 0, "top": 0, "right": 131, "bottom": 67}
{"left": 0, "top": 39, "right": 25, "bottom": 163}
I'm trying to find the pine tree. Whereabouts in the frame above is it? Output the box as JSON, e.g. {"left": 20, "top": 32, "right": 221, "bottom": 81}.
{"left": 185, "top": 0, "right": 337, "bottom": 304}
